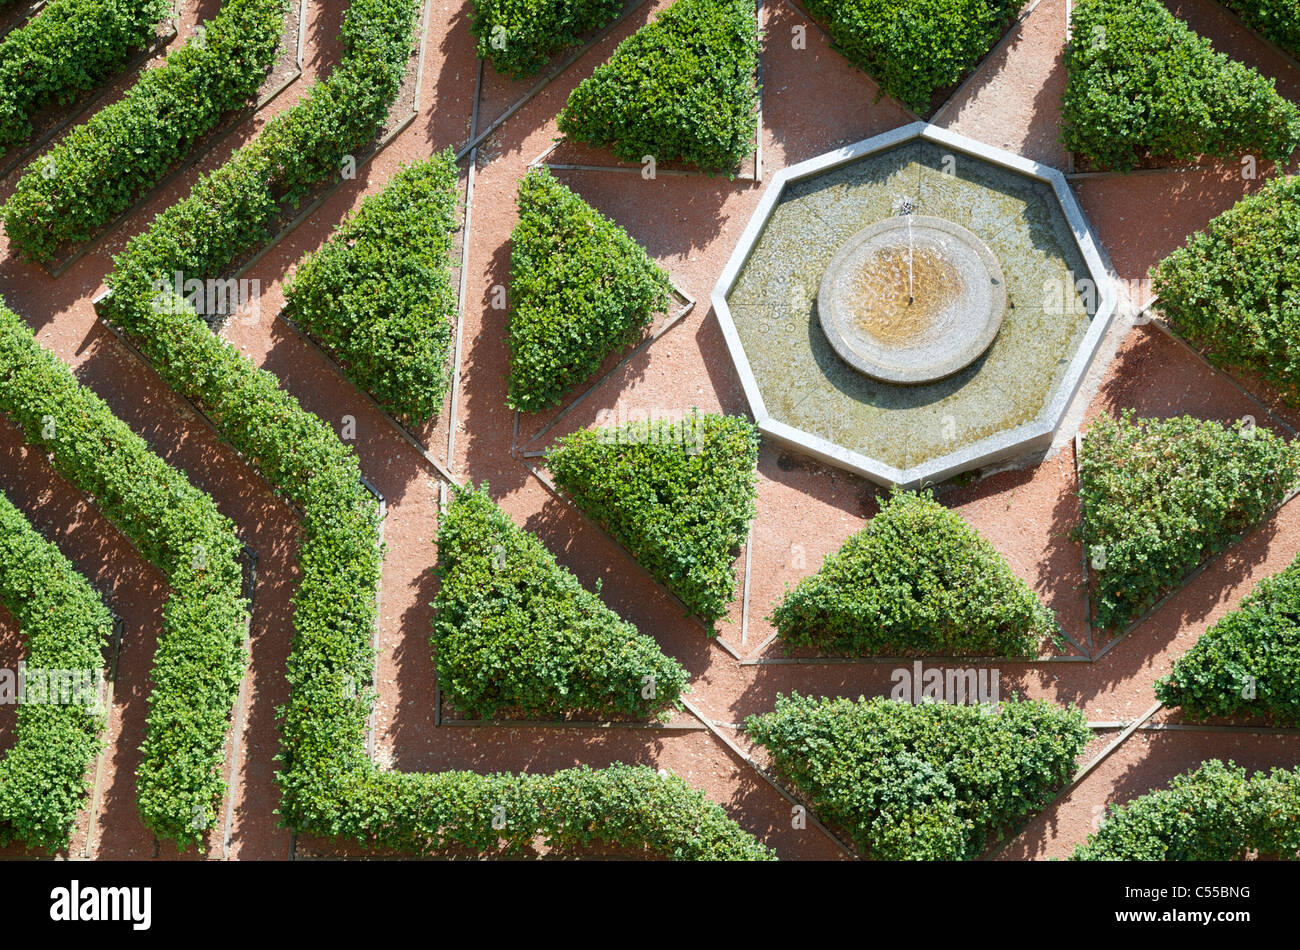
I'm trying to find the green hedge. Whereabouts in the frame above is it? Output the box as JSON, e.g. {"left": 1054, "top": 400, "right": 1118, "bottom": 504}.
{"left": 1072, "top": 760, "right": 1300, "bottom": 860}
{"left": 1155, "top": 549, "right": 1300, "bottom": 724}
{"left": 547, "top": 412, "right": 759, "bottom": 624}
{"left": 1153, "top": 174, "right": 1300, "bottom": 404}
{"left": 1223, "top": 0, "right": 1300, "bottom": 60}
{"left": 470, "top": 0, "right": 622, "bottom": 79}
{"left": 432, "top": 483, "right": 688, "bottom": 719}
{"left": 801, "top": 0, "right": 1021, "bottom": 114}
{"left": 0, "top": 0, "right": 168, "bottom": 149}
{"left": 556, "top": 0, "right": 759, "bottom": 172}
{"left": 0, "top": 489, "right": 111, "bottom": 853}
{"left": 1062, "top": 0, "right": 1300, "bottom": 171}
{"left": 1077, "top": 411, "right": 1300, "bottom": 632}
{"left": 746, "top": 693, "right": 1091, "bottom": 860}
{"left": 0, "top": 300, "right": 248, "bottom": 849}
{"left": 3, "top": 0, "right": 288, "bottom": 264}
{"left": 507, "top": 167, "right": 670, "bottom": 412}
{"left": 284, "top": 152, "right": 459, "bottom": 423}
{"left": 771, "top": 488, "right": 1055, "bottom": 656}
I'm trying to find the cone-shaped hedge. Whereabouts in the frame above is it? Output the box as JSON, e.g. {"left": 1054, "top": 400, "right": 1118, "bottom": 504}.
{"left": 432, "top": 483, "right": 688, "bottom": 719}
{"left": 507, "top": 167, "right": 671, "bottom": 412}
{"left": 746, "top": 693, "right": 1091, "bottom": 860}
{"left": 556, "top": 0, "right": 759, "bottom": 172}
{"left": 770, "top": 488, "right": 1055, "bottom": 657}
{"left": 547, "top": 412, "right": 759, "bottom": 624}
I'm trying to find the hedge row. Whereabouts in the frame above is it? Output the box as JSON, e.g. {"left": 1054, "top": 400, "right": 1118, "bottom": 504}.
{"left": 1062, "top": 0, "right": 1300, "bottom": 171}
{"left": 1224, "top": 0, "right": 1300, "bottom": 60}
{"left": 284, "top": 152, "right": 459, "bottom": 423}
{"left": 508, "top": 167, "right": 670, "bottom": 412}
{"left": 3, "top": 0, "right": 288, "bottom": 263}
{"left": 1072, "top": 760, "right": 1300, "bottom": 860}
{"left": 0, "top": 300, "right": 248, "bottom": 849}
{"left": 1076, "top": 411, "right": 1300, "bottom": 632}
{"left": 1153, "top": 174, "right": 1300, "bottom": 403}
{"left": 432, "top": 483, "right": 688, "bottom": 719}
{"left": 557, "top": 0, "right": 759, "bottom": 172}
{"left": 103, "top": 0, "right": 767, "bottom": 859}
{"left": 0, "top": 0, "right": 168, "bottom": 149}
{"left": 746, "top": 693, "right": 1091, "bottom": 860}
{"left": 547, "top": 412, "right": 759, "bottom": 624}
{"left": 771, "top": 488, "right": 1056, "bottom": 656}
{"left": 801, "top": 0, "right": 1022, "bottom": 115}
{"left": 0, "top": 489, "right": 111, "bottom": 853}
{"left": 470, "top": 0, "right": 622, "bottom": 79}
{"left": 1155, "top": 548, "right": 1300, "bottom": 724}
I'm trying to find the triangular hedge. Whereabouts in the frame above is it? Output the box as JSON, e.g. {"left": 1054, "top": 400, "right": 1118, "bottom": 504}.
{"left": 432, "top": 483, "right": 688, "bottom": 719}
{"left": 507, "top": 167, "right": 671, "bottom": 413}
{"left": 745, "top": 693, "right": 1091, "bottom": 860}
{"left": 556, "top": 0, "right": 759, "bottom": 172}
{"left": 770, "top": 487, "right": 1055, "bottom": 657}
{"left": 546, "top": 412, "right": 759, "bottom": 624}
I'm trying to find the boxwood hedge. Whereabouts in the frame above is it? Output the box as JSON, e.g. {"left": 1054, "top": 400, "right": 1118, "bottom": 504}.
{"left": 0, "top": 489, "right": 111, "bottom": 853}
{"left": 1062, "top": 0, "right": 1300, "bottom": 171}
{"left": 470, "top": 0, "right": 623, "bottom": 79}
{"left": 771, "top": 488, "right": 1055, "bottom": 657}
{"left": 556, "top": 0, "right": 759, "bottom": 172}
{"left": 284, "top": 152, "right": 459, "bottom": 423}
{"left": 508, "top": 167, "right": 671, "bottom": 412}
{"left": 3, "top": 0, "right": 288, "bottom": 264}
{"left": 1072, "top": 760, "right": 1300, "bottom": 860}
{"left": 546, "top": 412, "right": 759, "bottom": 624}
{"left": 0, "top": 299, "right": 248, "bottom": 849}
{"left": 746, "top": 693, "right": 1091, "bottom": 860}
{"left": 1224, "top": 0, "right": 1300, "bottom": 60}
{"left": 1077, "top": 411, "right": 1300, "bottom": 632}
{"left": 1152, "top": 174, "right": 1300, "bottom": 403}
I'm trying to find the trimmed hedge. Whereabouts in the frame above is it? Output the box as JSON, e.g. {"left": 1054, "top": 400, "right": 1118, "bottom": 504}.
{"left": 470, "top": 0, "right": 623, "bottom": 79}
{"left": 1062, "top": 0, "right": 1300, "bottom": 171}
{"left": 0, "top": 0, "right": 168, "bottom": 149}
{"left": 556, "top": 0, "right": 759, "bottom": 172}
{"left": 546, "top": 412, "right": 759, "bottom": 624}
{"left": 0, "top": 300, "right": 248, "bottom": 849}
{"left": 1153, "top": 174, "right": 1300, "bottom": 404}
{"left": 746, "top": 693, "right": 1091, "bottom": 860}
{"left": 508, "top": 167, "right": 670, "bottom": 412}
{"left": 0, "top": 489, "right": 111, "bottom": 853}
{"left": 801, "top": 0, "right": 1021, "bottom": 114}
{"left": 432, "top": 483, "right": 688, "bottom": 719}
{"left": 3, "top": 0, "right": 288, "bottom": 264}
{"left": 1072, "top": 760, "right": 1300, "bottom": 860}
{"left": 771, "top": 488, "right": 1055, "bottom": 657}
{"left": 1155, "top": 549, "right": 1300, "bottom": 724}
{"left": 1224, "top": 0, "right": 1300, "bottom": 60}
{"left": 1077, "top": 411, "right": 1300, "bottom": 632}
{"left": 284, "top": 152, "right": 459, "bottom": 423}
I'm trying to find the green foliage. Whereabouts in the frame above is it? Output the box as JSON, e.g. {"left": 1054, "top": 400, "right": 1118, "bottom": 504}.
{"left": 546, "top": 413, "right": 759, "bottom": 624}
{"left": 746, "top": 693, "right": 1091, "bottom": 860}
{"left": 0, "top": 490, "right": 111, "bottom": 853}
{"left": 470, "top": 0, "right": 622, "bottom": 78}
{"left": 284, "top": 153, "right": 459, "bottom": 423}
{"left": 1061, "top": 0, "right": 1300, "bottom": 171}
{"left": 556, "top": 0, "right": 759, "bottom": 172}
{"left": 0, "top": 0, "right": 168, "bottom": 149}
{"left": 1076, "top": 411, "right": 1300, "bottom": 632}
{"left": 1072, "top": 760, "right": 1300, "bottom": 860}
{"left": 1223, "top": 0, "right": 1300, "bottom": 60}
{"left": 1152, "top": 174, "right": 1300, "bottom": 404}
{"left": 771, "top": 487, "right": 1055, "bottom": 656}
{"left": 2, "top": 0, "right": 288, "bottom": 263}
{"left": 507, "top": 167, "right": 670, "bottom": 412}
{"left": 0, "top": 299, "right": 248, "bottom": 849}
{"left": 801, "top": 0, "right": 1021, "bottom": 114}
{"left": 1156, "top": 550, "right": 1300, "bottom": 724}
{"left": 432, "top": 483, "right": 688, "bottom": 719}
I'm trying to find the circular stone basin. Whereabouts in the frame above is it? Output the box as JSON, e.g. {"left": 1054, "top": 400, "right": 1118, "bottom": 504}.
{"left": 817, "top": 215, "right": 1006, "bottom": 385}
